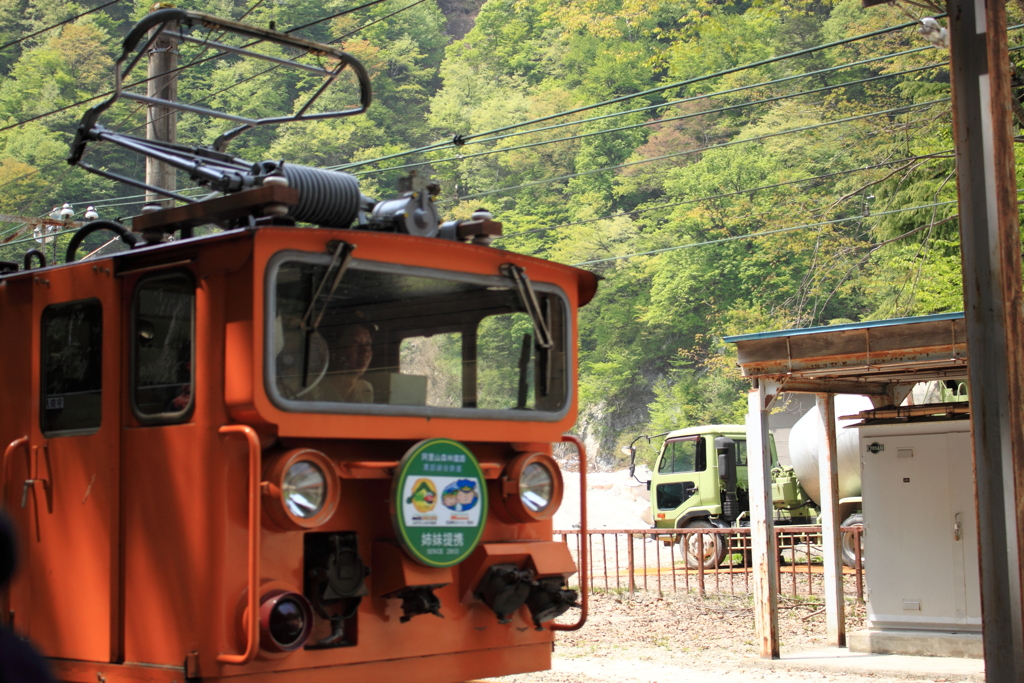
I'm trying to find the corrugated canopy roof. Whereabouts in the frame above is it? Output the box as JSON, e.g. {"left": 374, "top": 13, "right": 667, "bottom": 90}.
{"left": 723, "top": 312, "right": 967, "bottom": 395}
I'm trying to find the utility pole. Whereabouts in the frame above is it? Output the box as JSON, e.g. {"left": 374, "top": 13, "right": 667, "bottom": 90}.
{"left": 145, "top": 11, "right": 178, "bottom": 208}
{"left": 858, "top": 0, "right": 1024, "bottom": 677}
{"left": 946, "top": 0, "right": 1024, "bottom": 679}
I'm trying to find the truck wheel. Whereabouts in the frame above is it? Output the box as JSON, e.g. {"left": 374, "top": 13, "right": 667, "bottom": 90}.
{"left": 840, "top": 513, "right": 864, "bottom": 568}
{"left": 680, "top": 520, "right": 727, "bottom": 569}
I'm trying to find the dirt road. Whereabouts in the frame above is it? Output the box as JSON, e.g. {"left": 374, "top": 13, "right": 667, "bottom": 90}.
{"left": 486, "top": 592, "right": 982, "bottom": 683}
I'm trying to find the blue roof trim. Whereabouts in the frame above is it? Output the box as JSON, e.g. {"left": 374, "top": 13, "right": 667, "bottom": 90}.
{"left": 722, "top": 311, "right": 964, "bottom": 343}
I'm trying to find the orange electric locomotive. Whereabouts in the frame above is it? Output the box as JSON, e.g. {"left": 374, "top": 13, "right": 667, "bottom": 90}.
{"left": 0, "top": 9, "right": 594, "bottom": 683}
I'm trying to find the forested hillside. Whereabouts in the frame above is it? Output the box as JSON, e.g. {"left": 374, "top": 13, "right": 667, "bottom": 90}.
{"left": 0, "top": 0, "right": 1018, "bottom": 464}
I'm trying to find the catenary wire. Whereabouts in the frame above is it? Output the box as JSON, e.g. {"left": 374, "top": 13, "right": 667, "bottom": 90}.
{"left": 3, "top": 16, "right": 965, "bottom": 221}
{"left": 0, "top": 0, "right": 120, "bottom": 53}
{"left": 571, "top": 199, "right": 961, "bottom": 266}
{"left": 335, "top": 18, "right": 934, "bottom": 171}
{"left": 337, "top": 45, "right": 940, "bottom": 172}
{"left": 69, "top": 102, "right": 952, "bottom": 223}
{"left": 347, "top": 60, "right": 952, "bottom": 177}
{"left": 342, "top": 25, "right": 1024, "bottom": 174}
{"left": 496, "top": 151, "right": 955, "bottom": 239}
{"left": 442, "top": 98, "right": 950, "bottom": 203}
{"left": 284, "top": 0, "right": 392, "bottom": 34}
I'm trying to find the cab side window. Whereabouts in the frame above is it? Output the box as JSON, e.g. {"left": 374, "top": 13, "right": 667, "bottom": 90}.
{"left": 734, "top": 439, "right": 747, "bottom": 466}
{"left": 41, "top": 300, "right": 103, "bottom": 435}
{"left": 132, "top": 272, "right": 195, "bottom": 422}
{"left": 657, "top": 437, "right": 706, "bottom": 474}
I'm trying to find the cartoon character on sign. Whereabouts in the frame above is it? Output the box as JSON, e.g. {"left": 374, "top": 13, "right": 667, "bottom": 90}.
{"left": 442, "top": 479, "right": 478, "bottom": 512}
{"left": 407, "top": 478, "right": 437, "bottom": 512}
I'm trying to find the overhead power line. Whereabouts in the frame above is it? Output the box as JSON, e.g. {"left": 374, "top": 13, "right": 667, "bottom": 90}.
{"left": 444, "top": 98, "right": 950, "bottom": 203}
{"left": 330, "top": 0, "right": 429, "bottom": 41}
{"left": 285, "top": 0, "right": 392, "bottom": 34}
{"left": 0, "top": 0, "right": 120, "bottom": 54}
{"left": 496, "top": 151, "right": 954, "bottom": 240}
{"left": 348, "top": 36, "right": 1022, "bottom": 177}
{"left": 340, "top": 48, "right": 937, "bottom": 174}
{"left": 349, "top": 60, "right": 951, "bottom": 177}
{"left": 336, "top": 18, "right": 933, "bottom": 171}
{"left": 571, "top": 199, "right": 963, "bottom": 266}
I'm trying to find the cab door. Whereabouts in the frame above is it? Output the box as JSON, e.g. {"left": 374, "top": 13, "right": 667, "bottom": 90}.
{"left": 17, "top": 263, "right": 122, "bottom": 661}
{"left": 653, "top": 436, "right": 707, "bottom": 521}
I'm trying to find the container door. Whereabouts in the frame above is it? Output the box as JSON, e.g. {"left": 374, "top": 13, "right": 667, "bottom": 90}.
{"left": 20, "top": 266, "right": 121, "bottom": 661}
{"left": 862, "top": 431, "right": 968, "bottom": 630}
{"left": 948, "top": 430, "right": 982, "bottom": 628}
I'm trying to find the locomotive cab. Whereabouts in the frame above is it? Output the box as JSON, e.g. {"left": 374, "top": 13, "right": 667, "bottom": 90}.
{"left": 0, "top": 222, "right": 597, "bottom": 682}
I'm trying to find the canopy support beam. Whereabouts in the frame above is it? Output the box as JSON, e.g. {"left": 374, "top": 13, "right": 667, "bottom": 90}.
{"left": 817, "top": 393, "right": 846, "bottom": 647}
{"left": 748, "top": 380, "right": 780, "bottom": 658}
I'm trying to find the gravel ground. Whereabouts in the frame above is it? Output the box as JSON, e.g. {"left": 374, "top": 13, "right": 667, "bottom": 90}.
{"left": 487, "top": 592, "right": 977, "bottom": 683}
{"left": 509, "top": 467, "right": 978, "bottom": 683}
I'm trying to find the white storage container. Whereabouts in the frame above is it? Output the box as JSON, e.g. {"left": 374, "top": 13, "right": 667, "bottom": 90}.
{"left": 859, "top": 418, "right": 980, "bottom": 632}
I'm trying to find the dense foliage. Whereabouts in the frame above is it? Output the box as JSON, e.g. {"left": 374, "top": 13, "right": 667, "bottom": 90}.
{"left": 0, "top": 0, "right": 1018, "bottom": 464}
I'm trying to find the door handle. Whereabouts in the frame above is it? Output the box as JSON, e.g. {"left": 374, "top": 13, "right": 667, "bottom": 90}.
{"left": 20, "top": 479, "right": 48, "bottom": 509}
{"left": 954, "top": 512, "right": 962, "bottom": 541}
{"left": 20, "top": 445, "right": 51, "bottom": 512}
{"left": 2, "top": 436, "right": 29, "bottom": 508}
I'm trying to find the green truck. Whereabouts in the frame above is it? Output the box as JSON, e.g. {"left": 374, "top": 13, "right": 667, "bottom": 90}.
{"left": 627, "top": 425, "right": 818, "bottom": 569}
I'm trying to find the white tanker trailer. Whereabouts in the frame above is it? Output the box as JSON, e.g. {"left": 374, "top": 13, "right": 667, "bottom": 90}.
{"left": 787, "top": 394, "right": 874, "bottom": 566}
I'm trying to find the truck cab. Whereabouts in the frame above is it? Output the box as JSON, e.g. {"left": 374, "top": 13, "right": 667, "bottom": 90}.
{"left": 650, "top": 425, "right": 753, "bottom": 530}
{"left": 645, "top": 424, "right": 817, "bottom": 569}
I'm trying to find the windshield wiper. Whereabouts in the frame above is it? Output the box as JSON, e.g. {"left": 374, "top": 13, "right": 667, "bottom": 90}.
{"left": 296, "top": 241, "right": 355, "bottom": 389}
{"left": 501, "top": 264, "right": 553, "bottom": 349}
{"left": 302, "top": 240, "right": 356, "bottom": 333}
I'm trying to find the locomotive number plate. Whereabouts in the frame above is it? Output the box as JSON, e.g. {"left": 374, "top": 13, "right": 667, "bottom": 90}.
{"left": 391, "top": 438, "right": 488, "bottom": 567}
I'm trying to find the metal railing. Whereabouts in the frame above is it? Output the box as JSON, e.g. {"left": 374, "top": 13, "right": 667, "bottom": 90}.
{"left": 555, "top": 526, "right": 864, "bottom": 601}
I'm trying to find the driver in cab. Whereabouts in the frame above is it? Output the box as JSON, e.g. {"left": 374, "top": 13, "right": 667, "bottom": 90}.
{"left": 306, "top": 323, "right": 375, "bottom": 403}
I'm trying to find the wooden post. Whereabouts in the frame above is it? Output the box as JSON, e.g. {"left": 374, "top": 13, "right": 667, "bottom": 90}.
{"left": 816, "top": 393, "right": 845, "bottom": 647}
{"left": 748, "top": 382, "right": 779, "bottom": 659}
{"left": 146, "top": 16, "right": 178, "bottom": 207}
{"left": 946, "top": 0, "right": 1024, "bottom": 677}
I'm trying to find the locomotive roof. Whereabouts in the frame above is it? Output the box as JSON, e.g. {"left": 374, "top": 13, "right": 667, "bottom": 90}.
{"left": 6, "top": 226, "right": 600, "bottom": 305}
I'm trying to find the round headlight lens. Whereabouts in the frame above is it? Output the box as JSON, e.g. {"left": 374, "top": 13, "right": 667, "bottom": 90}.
{"left": 282, "top": 461, "right": 326, "bottom": 518}
{"left": 520, "top": 462, "right": 554, "bottom": 513}
{"left": 259, "top": 590, "right": 313, "bottom": 652}
{"left": 269, "top": 597, "right": 307, "bottom": 648}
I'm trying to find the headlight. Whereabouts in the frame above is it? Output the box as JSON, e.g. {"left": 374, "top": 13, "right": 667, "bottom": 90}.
{"left": 259, "top": 590, "right": 313, "bottom": 652}
{"left": 520, "top": 462, "right": 554, "bottom": 513}
{"left": 263, "top": 448, "right": 339, "bottom": 529}
{"left": 499, "top": 452, "right": 563, "bottom": 523}
{"left": 283, "top": 461, "right": 325, "bottom": 518}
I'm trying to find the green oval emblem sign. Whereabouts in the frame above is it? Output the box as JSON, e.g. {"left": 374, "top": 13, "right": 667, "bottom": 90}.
{"left": 392, "top": 438, "right": 488, "bottom": 567}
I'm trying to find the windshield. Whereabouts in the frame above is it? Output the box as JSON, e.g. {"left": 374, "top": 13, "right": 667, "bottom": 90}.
{"left": 266, "top": 253, "right": 570, "bottom": 419}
